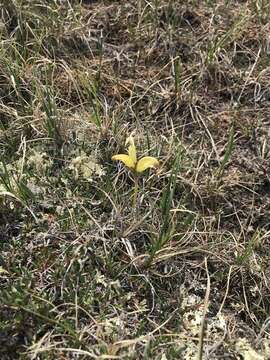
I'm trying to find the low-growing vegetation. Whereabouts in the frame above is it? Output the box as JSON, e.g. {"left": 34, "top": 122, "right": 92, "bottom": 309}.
{"left": 1, "top": 1, "right": 270, "bottom": 359}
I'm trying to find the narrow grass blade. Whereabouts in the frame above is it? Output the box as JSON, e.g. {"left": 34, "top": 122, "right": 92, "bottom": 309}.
{"left": 216, "top": 124, "right": 234, "bottom": 180}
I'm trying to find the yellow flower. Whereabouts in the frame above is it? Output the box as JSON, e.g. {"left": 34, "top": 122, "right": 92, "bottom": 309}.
{"left": 112, "top": 136, "right": 159, "bottom": 173}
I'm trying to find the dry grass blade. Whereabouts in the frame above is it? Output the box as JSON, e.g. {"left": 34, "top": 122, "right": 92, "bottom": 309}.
{"left": 197, "top": 258, "right": 211, "bottom": 360}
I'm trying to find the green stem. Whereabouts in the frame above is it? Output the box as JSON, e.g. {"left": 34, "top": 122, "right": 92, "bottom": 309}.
{"left": 133, "top": 175, "right": 139, "bottom": 210}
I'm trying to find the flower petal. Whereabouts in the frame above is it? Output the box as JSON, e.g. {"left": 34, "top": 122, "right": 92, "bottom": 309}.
{"left": 112, "top": 154, "right": 136, "bottom": 169}
{"left": 126, "top": 136, "right": 137, "bottom": 164}
{"left": 136, "top": 156, "right": 159, "bottom": 173}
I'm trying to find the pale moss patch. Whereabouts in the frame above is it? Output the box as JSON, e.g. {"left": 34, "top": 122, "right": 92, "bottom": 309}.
{"left": 27, "top": 150, "right": 52, "bottom": 173}
{"left": 178, "top": 285, "right": 270, "bottom": 360}
{"left": 178, "top": 285, "right": 227, "bottom": 359}
{"left": 68, "top": 151, "right": 104, "bottom": 181}
{"left": 235, "top": 338, "right": 270, "bottom": 360}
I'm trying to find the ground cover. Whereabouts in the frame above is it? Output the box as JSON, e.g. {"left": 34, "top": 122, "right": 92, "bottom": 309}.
{"left": 1, "top": 1, "right": 270, "bottom": 359}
